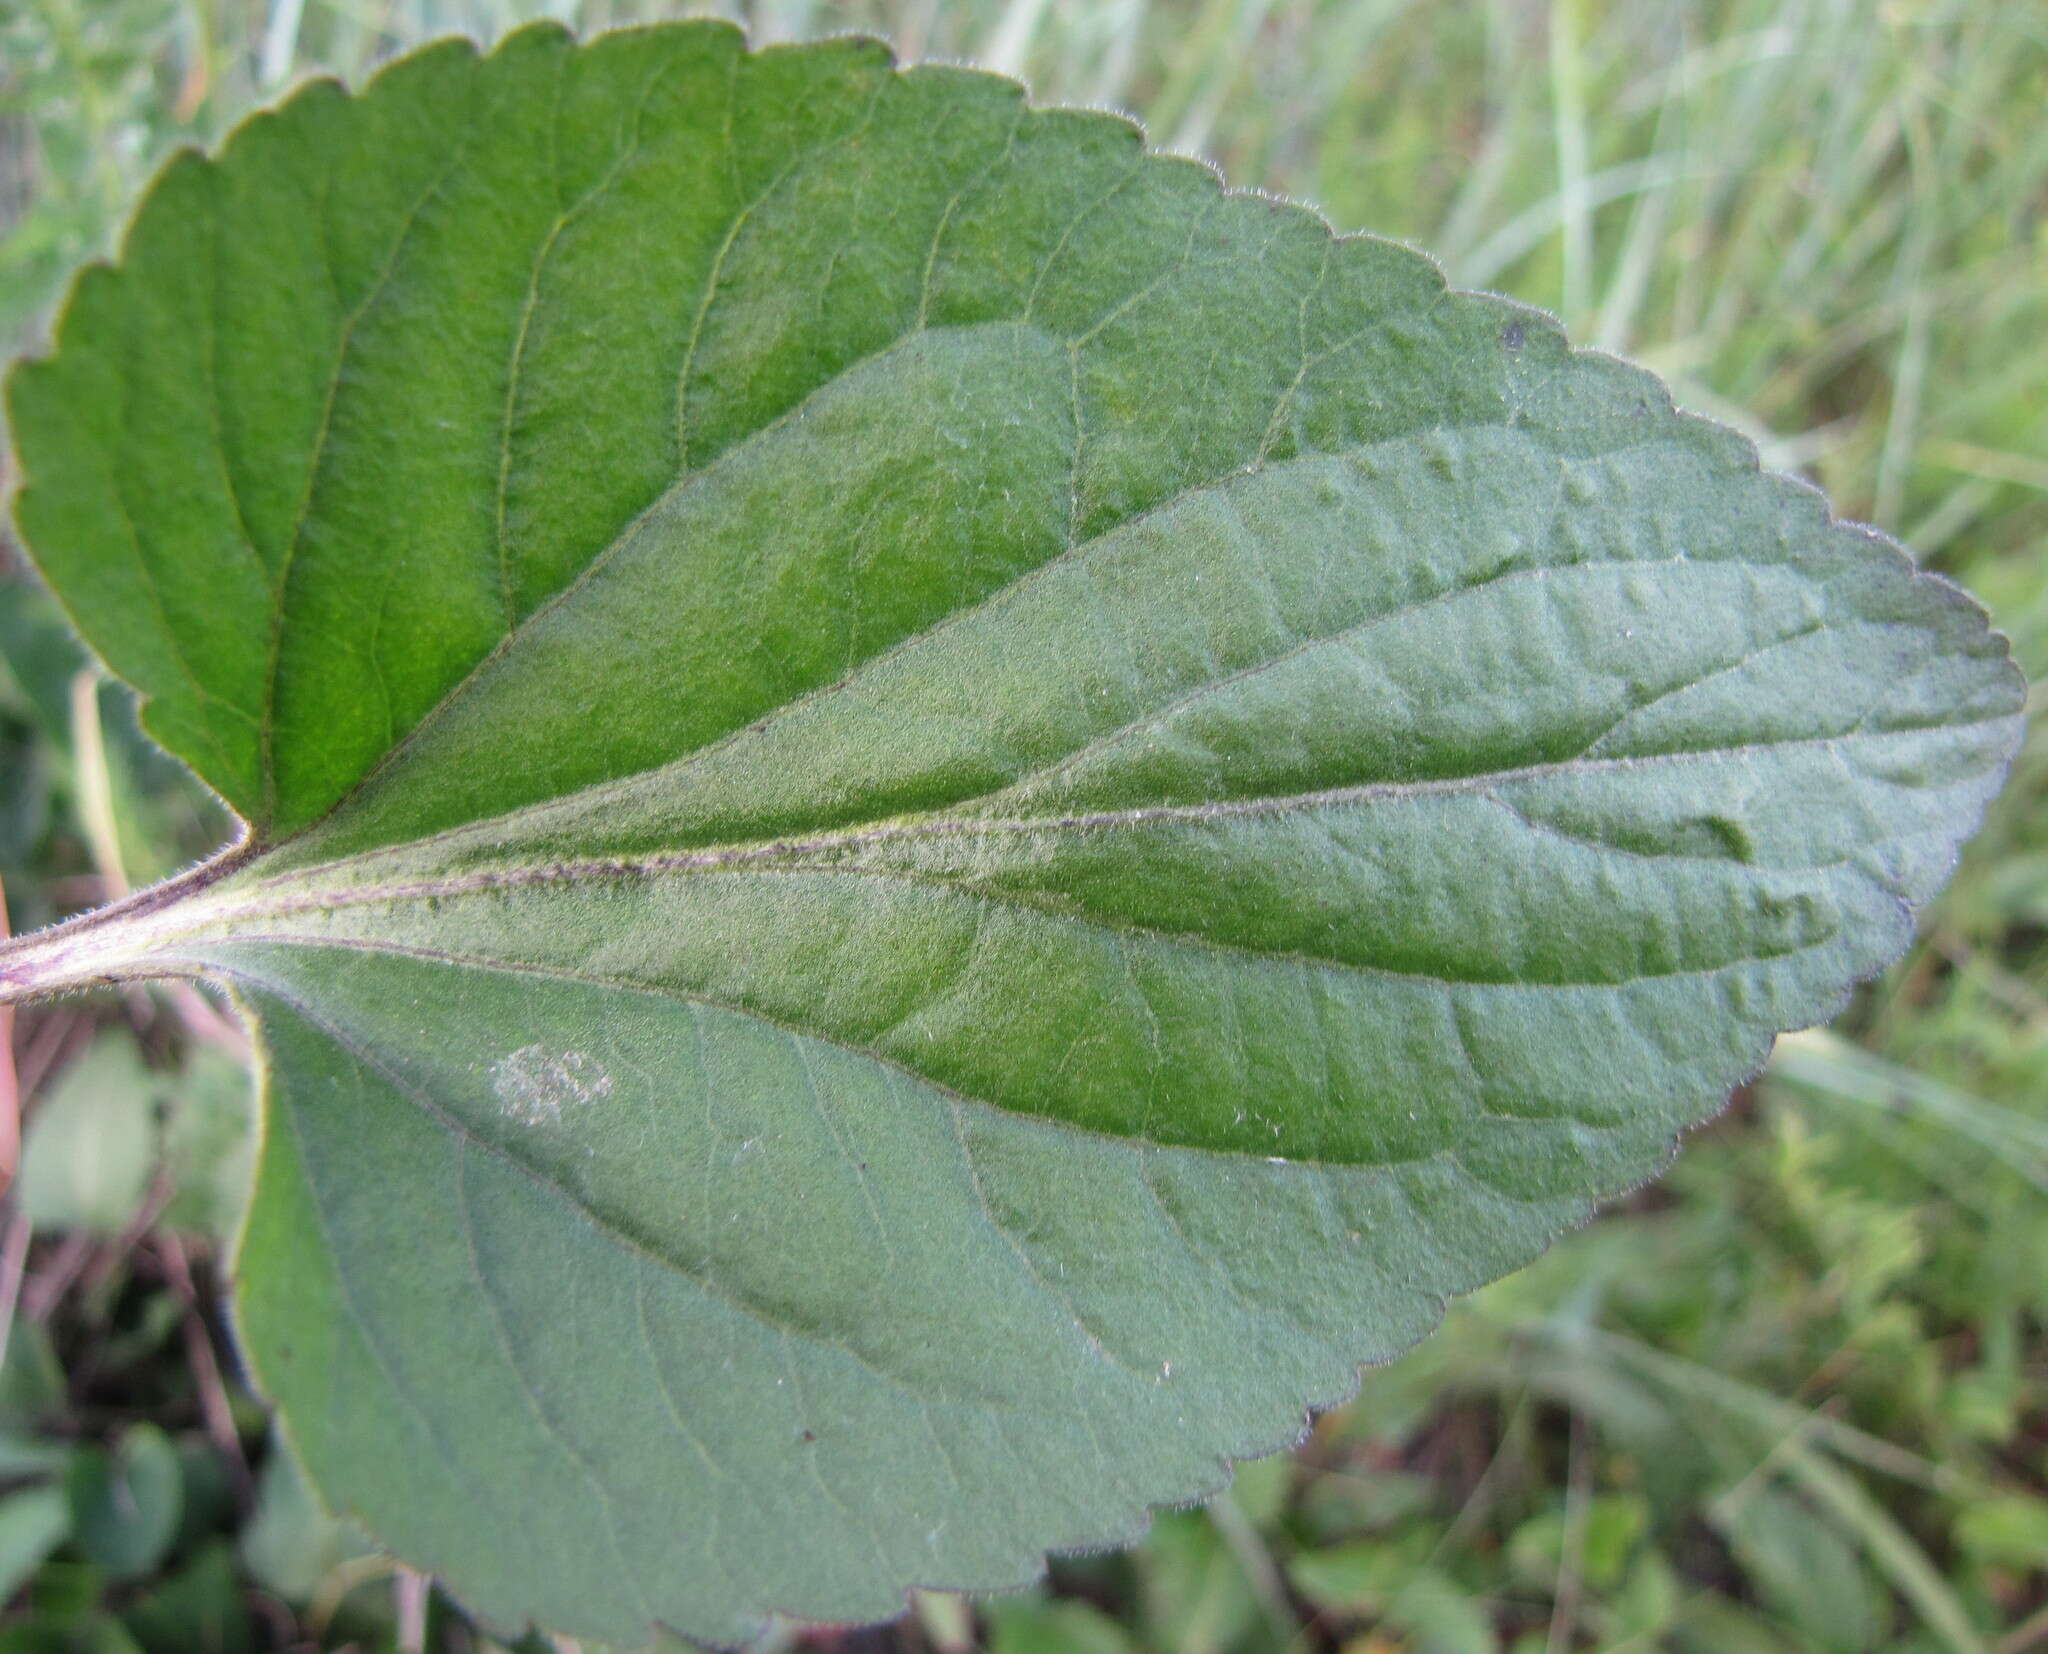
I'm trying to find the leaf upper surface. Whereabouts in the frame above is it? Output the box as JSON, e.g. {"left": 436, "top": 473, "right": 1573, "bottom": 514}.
{"left": 2, "top": 20, "right": 2024, "bottom": 1645}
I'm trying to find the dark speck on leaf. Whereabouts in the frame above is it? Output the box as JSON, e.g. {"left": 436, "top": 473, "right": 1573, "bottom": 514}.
{"left": 801, "top": 1430, "right": 817, "bottom": 1444}
{"left": 1500, "top": 320, "right": 1526, "bottom": 351}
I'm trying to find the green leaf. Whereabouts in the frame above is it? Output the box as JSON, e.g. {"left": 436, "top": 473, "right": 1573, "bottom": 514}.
{"left": 1138, "top": 1511, "right": 1258, "bottom": 1654}
{"left": 1954, "top": 1494, "right": 2048, "bottom": 1573}
{"left": 118, "top": 1543, "right": 255, "bottom": 1654}
{"left": 236, "top": 1444, "right": 376, "bottom": 1605}
{"left": 17, "top": 1037, "right": 159, "bottom": 1236}
{"left": 1381, "top": 1571, "right": 1498, "bottom": 1654}
{"left": 17, "top": 1035, "right": 254, "bottom": 1243}
{"left": 0, "top": 1612, "right": 146, "bottom": 1654}
{"left": 0, "top": 1436, "right": 74, "bottom": 1482}
{"left": 1298, "top": 1468, "right": 1438, "bottom": 1540}
{"left": 0, "top": 1323, "right": 69, "bottom": 1436}
{"left": 1712, "top": 1488, "right": 1884, "bottom": 1654}
{"left": 1289, "top": 1537, "right": 1412, "bottom": 1611}
{"left": 0, "top": 1488, "right": 74, "bottom": 1605}
{"left": 1508, "top": 1493, "right": 1647, "bottom": 1593}
{"left": 0, "top": 19, "right": 2023, "bottom": 1647}
{"left": 66, "top": 1427, "right": 183, "bottom": 1583}
{"left": 983, "top": 1597, "right": 1139, "bottom": 1654}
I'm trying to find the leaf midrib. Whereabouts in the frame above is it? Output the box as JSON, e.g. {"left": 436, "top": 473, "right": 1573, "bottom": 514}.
{"left": 218, "top": 717, "right": 1996, "bottom": 922}
{"left": 16, "top": 710, "right": 1995, "bottom": 1007}
{"left": 174, "top": 730, "right": 1932, "bottom": 1002}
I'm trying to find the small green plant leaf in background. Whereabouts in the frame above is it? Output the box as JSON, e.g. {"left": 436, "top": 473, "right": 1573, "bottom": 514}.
{"left": 0, "top": 19, "right": 2024, "bottom": 1647}
{"left": 1955, "top": 1495, "right": 2048, "bottom": 1574}
{"left": 66, "top": 1426, "right": 183, "bottom": 1584}
{"left": 236, "top": 1443, "right": 377, "bottom": 1607}
{"left": 15, "top": 1037, "right": 158, "bottom": 1237}
{"left": 1713, "top": 1487, "right": 1884, "bottom": 1653}
{"left": 0, "top": 1487, "right": 73, "bottom": 1606}
{"left": 17, "top": 1034, "right": 254, "bottom": 1242}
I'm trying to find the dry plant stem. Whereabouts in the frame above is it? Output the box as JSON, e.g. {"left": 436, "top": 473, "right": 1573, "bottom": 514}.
{"left": 1206, "top": 1486, "right": 1299, "bottom": 1648}
{"left": 2000, "top": 1602, "right": 2048, "bottom": 1654}
{"left": 69, "top": 670, "right": 130, "bottom": 902}
{"left": 15, "top": 1009, "right": 86, "bottom": 1102}
{"left": 20, "top": 1231, "right": 92, "bottom": 1324}
{"left": 396, "top": 1581, "right": 427, "bottom": 1652}
{"left": 1545, "top": 1409, "right": 1592, "bottom": 1654}
{"left": 305, "top": 1555, "right": 400, "bottom": 1639}
{"left": 166, "top": 981, "right": 248, "bottom": 1056}
{"left": 0, "top": 870, "right": 16, "bottom": 1192}
{"left": 395, "top": 1570, "right": 429, "bottom": 1654}
{"left": 79, "top": 1166, "right": 173, "bottom": 1301}
{"left": 909, "top": 1591, "right": 975, "bottom": 1653}
{"left": 1576, "top": 1326, "right": 1976, "bottom": 1497}
{"left": 0, "top": 1204, "right": 30, "bottom": 1375}
{"left": 1431, "top": 1394, "right": 1532, "bottom": 1565}
{"left": 158, "top": 1232, "right": 253, "bottom": 1505}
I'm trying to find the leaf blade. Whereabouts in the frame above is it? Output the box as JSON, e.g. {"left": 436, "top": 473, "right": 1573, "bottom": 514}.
{"left": 2, "top": 18, "right": 2024, "bottom": 1646}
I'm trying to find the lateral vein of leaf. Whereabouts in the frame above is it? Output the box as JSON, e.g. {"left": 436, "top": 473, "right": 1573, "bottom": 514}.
{"left": 273, "top": 406, "right": 1808, "bottom": 881}
{"left": 1578, "top": 618, "right": 1833, "bottom": 756}
{"left": 622, "top": 858, "right": 1839, "bottom": 987}
{"left": 915, "top": 107, "right": 1028, "bottom": 329}
{"left": 225, "top": 961, "right": 1001, "bottom": 1406}
{"left": 792, "top": 1033, "right": 897, "bottom": 1264}
{"left": 450, "top": 1138, "right": 659, "bottom": 1632}
{"left": 230, "top": 934, "right": 1687, "bottom": 1276}
{"left": 631, "top": 1257, "right": 737, "bottom": 1487}
{"left": 289, "top": 262, "right": 1457, "bottom": 848}
{"left": 938, "top": 1095, "right": 1155, "bottom": 1382}
{"left": 97, "top": 427, "right": 256, "bottom": 774}
{"left": 1253, "top": 235, "right": 1334, "bottom": 466}
{"left": 677, "top": 70, "right": 890, "bottom": 468}
{"left": 673, "top": 158, "right": 800, "bottom": 468}
{"left": 207, "top": 918, "right": 1842, "bottom": 1144}
{"left": 779, "top": 1332, "right": 893, "bottom": 1580}
{"left": 269, "top": 1060, "right": 489, "bottom": 1502}
{"left": 1134, "top": 1148, "right": 1319, "bottom": 1339}
{"left": 199, "top": 187, "right": 273, "bottom": 598}
{"left": 494, "top": 223, "right": 562, "bottom": 632}
{"left": 296, "top": 160, "right": 1461, "bottom": 849}
{"left": 313, "top": 314, "right": 1022, "bottom": 833}
{"left": 494, "top": 51, "right": 684, "bottom": 633}
{"left": 1066, "top": 190, "right": 1217, "bottom": 349}
{"left": 220, "top": 941, "right": 1527, "bottom": 1202}
{"left": 995, "top": 552, "right": 1797, "bottom": 803}
{"left": 260, "top": 128, "right": 480, "bottom": 826}
{"left": 1020, "top": 158, "right": 1147, "bottom": 323}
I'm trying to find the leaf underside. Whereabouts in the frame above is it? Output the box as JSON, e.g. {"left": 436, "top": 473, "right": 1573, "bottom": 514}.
{"left": 3, "top": 21, "right": 2023, "bottom": 1646}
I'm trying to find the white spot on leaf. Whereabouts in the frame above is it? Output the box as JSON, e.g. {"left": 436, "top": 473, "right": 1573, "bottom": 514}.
{"left": 491, "top": 1045, "right": 612, "bottom": 1126}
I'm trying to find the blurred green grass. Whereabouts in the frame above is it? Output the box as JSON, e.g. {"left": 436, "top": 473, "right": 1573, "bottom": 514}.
{"left": 1, "top": 1, "right": 2043, "bottom": 1650}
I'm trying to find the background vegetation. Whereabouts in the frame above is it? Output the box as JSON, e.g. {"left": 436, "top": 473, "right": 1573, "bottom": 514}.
{"left": 0, "top": 0, "right": 2043, "bottom": 1648}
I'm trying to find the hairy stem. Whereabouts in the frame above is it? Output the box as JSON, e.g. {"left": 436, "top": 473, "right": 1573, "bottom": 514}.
{"left": 0, "top": 840, "right": 252, "bottom": 1007}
